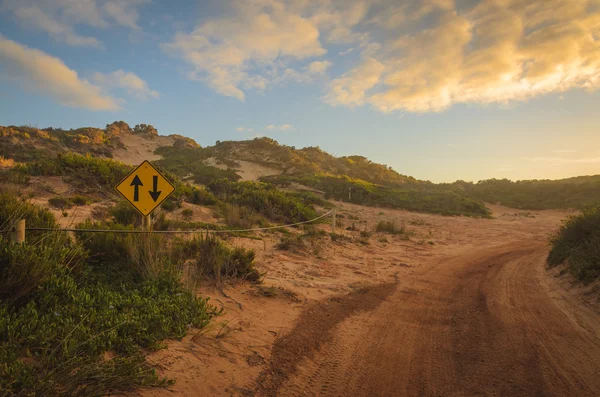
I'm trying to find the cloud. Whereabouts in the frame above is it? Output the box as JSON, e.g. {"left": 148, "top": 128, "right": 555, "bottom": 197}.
{"left": 160, "top": 0, "right": 600, "bottom": 111}
{"left": 236, "top": 127, "right": 254, "bottom": 132}
{"left": 265, "top": 124, "right": 292, "bottom": 131}
{"left": 162, "top": 0, "right": 327, "bottom": 101}
{"left": 91, "top": 69, "right": 159, "bottom": 100}
{"left": 325, "top": 57, "right": 384, "bottom": 107}
{"left": 0, "top": 36, "right": 119, "bottom": 110}
{"left": 307, "top": 60, "right": 332, "bottom": 74}
{"left": 326, "top": 0, "right": 600, "bottom": 112}
{"left": 10, "top": 5, "right": 102, "bottom": 48}
{"left": 2, "top": 0, "right": 148, "bottom": 47}
{"left": 102, "top": 0, "right": 148, "bottom": 30}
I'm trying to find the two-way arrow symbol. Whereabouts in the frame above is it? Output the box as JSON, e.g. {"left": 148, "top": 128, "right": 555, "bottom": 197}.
{"left": 149, "top": 175, "right": 162, "bottom": 202}
{"left": 130, "top": 175, "right": 162, "bottom": 202}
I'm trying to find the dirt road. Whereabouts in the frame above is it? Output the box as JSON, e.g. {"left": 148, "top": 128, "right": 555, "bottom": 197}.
{"left": 261, "top": 242, "right": 600, "bottom": 397}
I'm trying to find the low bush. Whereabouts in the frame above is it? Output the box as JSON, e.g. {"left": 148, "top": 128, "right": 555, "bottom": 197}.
{"left": 0, "top": 195, "right": 219, "bottom": 396}
{"left": 0, "top": 266, "right": 216, "bottom": 396}
{"left": 207, "top": 179, "right": 318, "bottom": 224}
{"left": 276, "top": 235, "right": 306, "bottom": 252}
{"left": 76, "top": 221, "right": 176, "bottom": 282}
{"left": 110, "top": 201, "right": 141, "bottom": 226}
{"left": 0, "top": 192, "right": 59, "bottom": 232}
{"left": 71, "top": 195, "right": 91, "bottom": 206}
{"left": 161, "top": 199, "right": 179, "bottom": 212}
{"left": 547, "top": 206, "right": 600, "bottom": 282}
{"left": 182, "top": 208, "right": 194, "bottom": 221}
{"left": 48, "top": 196, "right": 73, "bottom": 209}
{"left": 222, "top": 203, "right": 260, "bottom": 229}
{"left": 173, "top": 234, "right": 259, "bottom": 282}
{"left": 376, "top": 220, "right": 407, "bottom": 235}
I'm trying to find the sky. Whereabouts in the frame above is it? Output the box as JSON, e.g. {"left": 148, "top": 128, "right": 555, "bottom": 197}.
{"left": 0, "top": 0, "right": 599, "bottom": 183}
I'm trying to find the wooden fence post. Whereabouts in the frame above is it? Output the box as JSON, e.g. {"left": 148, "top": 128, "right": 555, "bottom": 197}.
{"left": 331, "top": 208, "right": 337, "bottom": 234}
{"left": 12, "top": 219, "right": 25, "bottom": 243}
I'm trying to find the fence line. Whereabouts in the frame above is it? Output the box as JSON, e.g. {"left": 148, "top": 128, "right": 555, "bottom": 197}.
{"left": 21, "top": 209, "right": 335, "bottom": 235}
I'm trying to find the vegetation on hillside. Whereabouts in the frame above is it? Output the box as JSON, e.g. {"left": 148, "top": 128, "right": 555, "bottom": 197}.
{"left": 207, "top": 179, "right": 319, "bottom": 223}
{"left": 547, "top": 206, "right": 600, "bottom": 283}
{"left": 453, "top": 177, "right": 600, "bottom": 210}
{"left": 263, "top": 174, "right": 491, "bottom": 217}
{"left": 0, "top": 190, "right": 263, "bottom": 396}
{"left": 3, "top": 122, "right": 599, "bottom": 214}
{"left": 154, "top": 146, "right": 241, "bottom": 185}
{"left": 0, "top": 121, "right": 156, "bottom": 161}
{"left": 0, "top": 194, "right": 222, "bottom": 395}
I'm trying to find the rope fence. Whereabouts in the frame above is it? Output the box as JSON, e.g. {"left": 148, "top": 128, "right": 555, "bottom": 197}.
{"left": 8, "top": 209, "right": 337, "bottom": 242}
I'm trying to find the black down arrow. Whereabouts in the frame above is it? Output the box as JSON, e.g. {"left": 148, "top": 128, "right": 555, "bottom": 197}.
{"left": 149, "top": 175, "right": 162, "bottom": 202}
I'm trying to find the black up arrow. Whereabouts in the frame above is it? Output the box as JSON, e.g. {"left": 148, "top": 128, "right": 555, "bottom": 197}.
{"left": 130, "top": 175, "right": 143, "bottom": 202}
{"left": 149, "top": 175, "right": 162, "bottom": 202}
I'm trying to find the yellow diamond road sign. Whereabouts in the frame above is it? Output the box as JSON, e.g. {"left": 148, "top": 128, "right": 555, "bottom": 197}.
{"left": 115, "top": 160, "right": 175, "bottom": 216}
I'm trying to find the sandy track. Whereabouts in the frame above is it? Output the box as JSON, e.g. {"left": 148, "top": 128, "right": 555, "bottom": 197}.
{"left": 271, "top": 242, "right": 600, "bottom": 397}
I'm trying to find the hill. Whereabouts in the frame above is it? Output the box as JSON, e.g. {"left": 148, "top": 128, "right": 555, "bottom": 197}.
{"left": 1, "top": 121, "right": 599, "bottom": 215}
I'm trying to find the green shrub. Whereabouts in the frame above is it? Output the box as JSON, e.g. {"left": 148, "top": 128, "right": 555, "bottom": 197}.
{"left": 181, "top": 208, "right": 194, "bottom": 221}
{"left": 460, "top": 176, "right": 600, "bottom": 210}
{"left": 376, "top": 220, "right": 406, "bottom": 235}
{"left": 188, "top": 186, "right": 218, "bottom": 206}
{"left": 276, "top": 235, "right": 305, "bottom": 252}
{"left": 207, "top": 179, "right": 317, "bottom": 224}
{"left": 221, "top": 203, "right": 265, "bottom": 229}
{"left": 0, "top": 194, "right": 219, "bottom": 396}
{"left": 359, "top": 230, "right": 372, "bottom": 238}
{"left": 71, "top": 195, "right": 90, "bottom": 206}
{"left": 0, "top": 267, "right": 216, "bottom": 396}
{"left": 76, "top": 221, "right": 175, "bottom": 282}
{"left": 21, "top": 153, "right": 132, "bottom": 189}
{"left": 110, "top": 201, "right": 140, "bottom": 226}
{"left": 0, "top": 193, "right": 58, "bottom": 232}
{"left": 173, "top": 234, "right": 258, "bottom": 282}
{"left": 263, "top": 174, "right": 491, "bottom": 217}
{"left": 48, "top": 196, "right": 73, "bottom": 209}
{"left": 0, "top": 235, "right": 86, "bottom": 306}
{"left": 548, "top": 206, "right": 600, "bottom": 282}
{"left": 161, "top": 199, "right": 179, "bottom": 212}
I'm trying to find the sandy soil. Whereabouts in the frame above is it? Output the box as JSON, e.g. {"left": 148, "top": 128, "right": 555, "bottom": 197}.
{"left": 205, "top": 157, "right": 282, "bottom": 181}
{"left": 112, "top": 134, "right": 175, "bottom": 165}
{"left": 126, "top": 202, "right": 600, "bottom": 397}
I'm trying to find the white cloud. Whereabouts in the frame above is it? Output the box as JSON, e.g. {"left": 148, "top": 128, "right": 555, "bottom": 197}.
{"left": 0, "top": 35, "right": 119, "bottom": 110}
{"left": 10, "top": 5, "right": 102, "bottom": 48}
{"left": 155, "top": 0, "right": 600, "bottom": 112}
{"left": 91, "top": 69, "right": 159, "bottom": 100}
{"left": 307, "top": 60, "right": 332, "bottom": 74}
{"left": 102, "top": 0, "right": 147, "bottom": 30}
{"left": 2, "top": 0, "right": 149, "bottom": 47}
{"left": 236, "top": 127, "right": 254, "bottom": 132}
{"left": 265, "top": 124, "right": 293, "bottom": 131}
{"left": 326, "top": 0, "right": 600, "bottom": 113}
{"left": 325, "top": 57, "right": 384, "bottom": 107}
{"left": 162, "top": 0, "right": 326, "bottom": 101}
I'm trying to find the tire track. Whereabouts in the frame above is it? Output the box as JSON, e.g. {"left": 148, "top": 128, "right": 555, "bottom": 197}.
{"left": 264, "top": 242, "right": 600, "bottom": 397}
